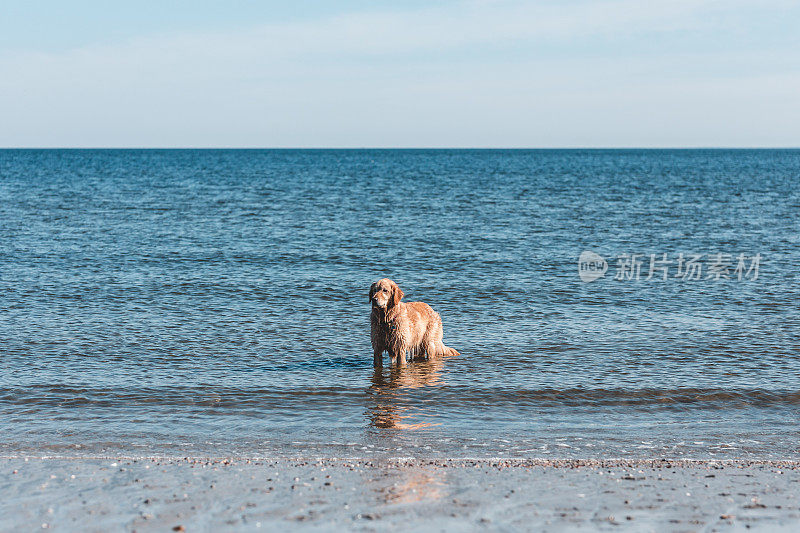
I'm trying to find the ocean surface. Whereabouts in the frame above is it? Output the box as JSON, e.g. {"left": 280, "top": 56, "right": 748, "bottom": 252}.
{"left": 1, "top": 149, "right": 799, "bottom": 459}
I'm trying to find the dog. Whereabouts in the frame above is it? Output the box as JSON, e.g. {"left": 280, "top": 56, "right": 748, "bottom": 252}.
{"left": 369, "top": 278, "right": 459, "bottom": 367}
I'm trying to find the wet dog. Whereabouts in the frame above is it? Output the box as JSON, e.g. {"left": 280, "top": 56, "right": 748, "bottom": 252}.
{"left": 369, "top": 278, "right": 459, "bottom": 366}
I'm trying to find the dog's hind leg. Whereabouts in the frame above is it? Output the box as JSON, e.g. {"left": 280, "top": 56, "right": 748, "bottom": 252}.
{"left": 425, "top": 341, "right": 437, "bottom": 359}
{"left": 412, "top": 346, "right": 428, "bottom": 362}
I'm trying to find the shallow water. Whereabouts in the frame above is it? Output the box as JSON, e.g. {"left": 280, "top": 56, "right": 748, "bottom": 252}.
{"left": 1, "top": 149, "right": 799, "bottom": 458}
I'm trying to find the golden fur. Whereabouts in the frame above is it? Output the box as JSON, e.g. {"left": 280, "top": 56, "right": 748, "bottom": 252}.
{"left": 369, "top": 278, "right": 459, "bottom": 366}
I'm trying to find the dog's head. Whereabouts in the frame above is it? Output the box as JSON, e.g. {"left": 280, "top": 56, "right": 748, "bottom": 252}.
{"left": 369, "top": 278, "right": 403, "bottom": 309}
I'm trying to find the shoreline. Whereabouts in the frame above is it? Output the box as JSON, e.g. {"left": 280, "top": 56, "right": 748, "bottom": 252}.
{"left": 4, "top": 456, "right": 800, "bottom": 531}
{"left": 4, "top": 455, "right": 800, "bottom": 468}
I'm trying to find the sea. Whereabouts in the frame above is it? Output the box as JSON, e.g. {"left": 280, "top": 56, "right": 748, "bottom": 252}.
{"left": 1, "top": 149, "right": 798, "bottom": 459}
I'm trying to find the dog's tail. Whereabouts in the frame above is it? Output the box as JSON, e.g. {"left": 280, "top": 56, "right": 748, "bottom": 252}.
{"left": 435, "top": 341, "right": 460, "bottom": 357}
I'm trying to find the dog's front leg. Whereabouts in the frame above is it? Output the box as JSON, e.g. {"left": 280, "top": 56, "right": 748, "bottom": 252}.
{"left": 373, "top": 347, "right": 384, "bottom": 368}
{"left": 390, "top": 349, "right": 407, "bottom": 367}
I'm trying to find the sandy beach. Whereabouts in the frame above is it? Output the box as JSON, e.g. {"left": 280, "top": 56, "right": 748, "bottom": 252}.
{"left": 3, "top": 457, "right": 800, "bottom": 531}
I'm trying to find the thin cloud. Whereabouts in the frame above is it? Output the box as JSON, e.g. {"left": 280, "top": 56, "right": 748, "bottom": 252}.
{"left": 0, "top": 0, "right": 798, "bottom": 147}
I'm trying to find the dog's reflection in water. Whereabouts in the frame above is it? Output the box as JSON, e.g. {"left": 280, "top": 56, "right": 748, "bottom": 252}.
{"left": 367, "top": 358, "right": 449, "bottom": 503}
{"left": 368, "top": 358, "right": 445, "bottom": 430}
{"left": 377, "top": 465, "right": 445, "bottom": 504}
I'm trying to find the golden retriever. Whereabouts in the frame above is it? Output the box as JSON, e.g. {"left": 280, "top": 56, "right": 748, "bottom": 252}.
{"left": 369, "top": 278, "right": 459, "bottom": 366}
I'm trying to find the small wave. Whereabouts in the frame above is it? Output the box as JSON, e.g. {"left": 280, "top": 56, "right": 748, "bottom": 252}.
{"left": 1, "top": 385, "right": 798, "bottom": 410}
{"left": 255, "top": 357, "right": 374, "bottom": 372}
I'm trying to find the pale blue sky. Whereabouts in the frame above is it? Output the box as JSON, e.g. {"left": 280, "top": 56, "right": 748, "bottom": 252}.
{"left": 1, "top": 0, "right": 799, "bottom": 147}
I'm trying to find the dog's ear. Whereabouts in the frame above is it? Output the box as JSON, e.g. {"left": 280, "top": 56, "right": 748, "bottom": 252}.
{"left": 368, "top": 282, "right": 377, "bottom": 303}
{"left": 391, "top": 283, "right": 404, "bottom": 307}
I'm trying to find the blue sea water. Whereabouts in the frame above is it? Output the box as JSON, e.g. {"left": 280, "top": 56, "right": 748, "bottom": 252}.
{"left": 1, "top": 149, "right": 799, "bottom": 459}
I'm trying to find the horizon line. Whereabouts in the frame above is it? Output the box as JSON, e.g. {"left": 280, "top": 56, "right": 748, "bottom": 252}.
{"left": 2, "top": 146, "right": 799, "bottom": 150}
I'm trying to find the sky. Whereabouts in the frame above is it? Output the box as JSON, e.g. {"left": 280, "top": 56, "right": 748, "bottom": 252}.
{"left": 1, "top": 0, "right": 799, "bottom": 147}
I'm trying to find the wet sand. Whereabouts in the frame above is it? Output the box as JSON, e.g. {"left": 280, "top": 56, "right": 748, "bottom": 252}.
{"left": 3, "top": 457, "right": 800, "bottom": 531}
